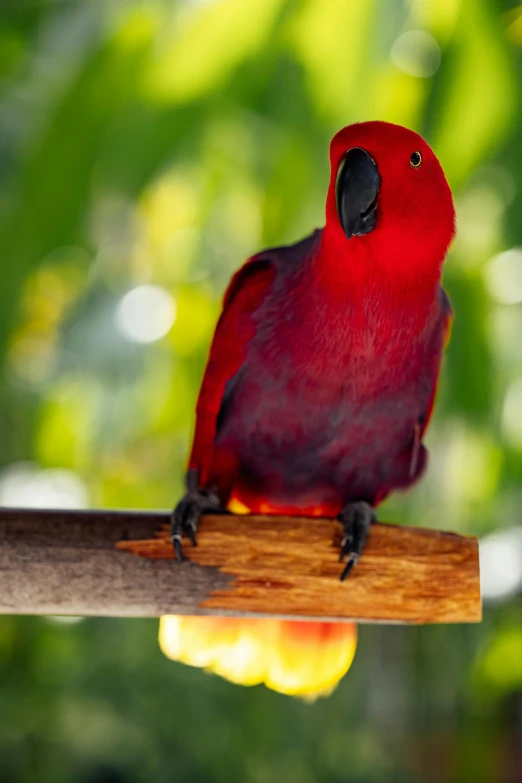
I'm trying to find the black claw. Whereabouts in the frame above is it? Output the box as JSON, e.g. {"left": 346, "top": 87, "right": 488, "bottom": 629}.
{"left": 172, "top": 535, "right": 184, "bottom": 562}
{"left": 340, "top": 555, "right": 358, "bottom": 582}
{"left": 171, "top": 479, "right": 223, "bottom": 560}
{"left": 337, "top": 501, "right": 374, "bottom": 581}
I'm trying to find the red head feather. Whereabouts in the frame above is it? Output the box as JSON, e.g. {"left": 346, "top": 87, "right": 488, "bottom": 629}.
{"left": 322, "top": 121, "right": 455, "bottom": 293}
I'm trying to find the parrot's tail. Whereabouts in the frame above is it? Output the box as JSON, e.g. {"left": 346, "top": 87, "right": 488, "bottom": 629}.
{"left": 159, "top": 497, "right": 357, "bottom": 699}
{"left": 159, "top": 615, "right": 357, "bottom": 699}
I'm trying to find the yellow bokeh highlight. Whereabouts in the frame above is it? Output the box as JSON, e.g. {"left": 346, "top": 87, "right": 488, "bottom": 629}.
{"left": 113, "top": 6, "right": 160, "bottom": 50}
{"left": 443, "top": 425, "right": 502, "bottom": 506}
{"left": 370, "top": 67, "right": 428, "bottom": 131}
{"left": 169, "top": 285, "right": 219, "bottom": 357}
{"left": 138, "top": 169, "right": 202, "bottom": 284}
{"left": 410, "top": 0, "right": 462, "bottom": 42}
{"left": 140, "top": 171, "right": 200, "bottom": 242}
{"left": 10, "top": 259, "right": 86, "bottom": 383}
{"left": 146, "top": 0, "right": 283, "bottom": 102}
{"left": 288, "top": 0, "right": 375, "bottom": 122}
{"left": 478, "top": 627, "right": 522, "bottom": 691}
{"left": 36, "top": 379, "right": 102, "bottom": 471}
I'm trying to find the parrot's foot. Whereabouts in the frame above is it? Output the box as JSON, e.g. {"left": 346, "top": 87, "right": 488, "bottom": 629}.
{"left": 171, "top": 471, "right": 225, "bottom": 561}
{"left": 337, "top": 501, "right": 375, "bottom": 581}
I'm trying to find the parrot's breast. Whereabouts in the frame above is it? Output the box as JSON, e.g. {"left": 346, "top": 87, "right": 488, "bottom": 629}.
{"left": 213, "top": 239, "right": 447, "bottom": 513}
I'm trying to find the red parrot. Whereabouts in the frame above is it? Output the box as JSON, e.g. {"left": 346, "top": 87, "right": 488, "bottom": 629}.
{"left": 166, "top": 120, "right": 455, "bottom": 696}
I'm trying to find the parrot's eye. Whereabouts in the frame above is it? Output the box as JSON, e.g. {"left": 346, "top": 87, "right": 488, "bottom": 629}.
{"left": 410, "top": 151, "right": 422, "bottom": 168}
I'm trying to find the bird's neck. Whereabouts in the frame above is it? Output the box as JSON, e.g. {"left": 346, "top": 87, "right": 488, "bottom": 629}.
{"left": 316, "top": 225, "right": 443, "bottom": 316}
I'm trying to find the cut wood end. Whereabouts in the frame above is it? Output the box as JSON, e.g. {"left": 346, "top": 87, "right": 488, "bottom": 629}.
{"left": 116, "top": 516, "right": 482, "bottom": 626}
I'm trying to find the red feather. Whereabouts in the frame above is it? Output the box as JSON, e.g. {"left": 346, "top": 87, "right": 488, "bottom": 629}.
{"left": 188, "top": 257, "right": 275, "bottom": 488}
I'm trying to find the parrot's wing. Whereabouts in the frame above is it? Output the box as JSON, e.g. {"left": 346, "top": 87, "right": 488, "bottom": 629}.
{"left": 420, "top": 287, "right": 453, "bottom": 438}
{"left": 188, "top": 256, "right": 275, "bottom": 486}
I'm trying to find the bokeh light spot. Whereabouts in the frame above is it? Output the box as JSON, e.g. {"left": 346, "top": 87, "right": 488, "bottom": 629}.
{"left": 479, "top": 528, "right": 522, "bottom": 602}
{"left": 390, "top": 30, "right": 441, "bottom": 78}
{"left": 501, "top": 378, "right": 522, "bottom": 448}
{"left": 484, "top": 248, "right": 522, "bottom": 305}
{"left": 115, "top": 285, "right": 177, "bottom": 343}
{"left": 0, "top": 463, "right": 89, "bottom": 509}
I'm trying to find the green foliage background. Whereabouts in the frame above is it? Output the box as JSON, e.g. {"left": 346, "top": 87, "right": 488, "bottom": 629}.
{"left": 1, "top": 0, "right": 522, "bottom": 780}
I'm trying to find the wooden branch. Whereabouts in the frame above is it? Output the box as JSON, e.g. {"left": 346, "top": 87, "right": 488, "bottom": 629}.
{"left": 0, "top": 508, "right": 481, "bottom": 623}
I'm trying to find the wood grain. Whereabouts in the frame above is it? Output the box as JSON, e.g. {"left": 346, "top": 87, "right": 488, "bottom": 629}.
{"left": 0, "top": 508, "right": 481, "bottom": 622}
{"left": 117, "top": 514, "right": 482, "bottom": 624}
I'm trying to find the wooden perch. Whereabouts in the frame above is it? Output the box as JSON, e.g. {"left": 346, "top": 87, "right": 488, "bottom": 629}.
{"left": 0, "top": 508, "right": 481, "bottom": 623}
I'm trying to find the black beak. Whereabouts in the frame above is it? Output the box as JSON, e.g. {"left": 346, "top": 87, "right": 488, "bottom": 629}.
{"left": 336, "top": 148, "right": 380, "bottom": 239}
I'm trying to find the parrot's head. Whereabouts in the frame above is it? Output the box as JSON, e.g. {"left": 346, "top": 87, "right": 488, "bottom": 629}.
{"left": 325, "top": 121, "right": 456, "bottom": 281}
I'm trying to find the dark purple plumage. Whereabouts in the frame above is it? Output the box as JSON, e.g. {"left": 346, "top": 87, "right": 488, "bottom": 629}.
{"left": 209, "top": 229, "right": 451, "bottom": 514}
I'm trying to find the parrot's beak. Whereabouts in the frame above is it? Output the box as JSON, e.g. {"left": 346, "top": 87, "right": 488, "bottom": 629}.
{"left": 335, "top": 148, "right": 380, "bottom": 240}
